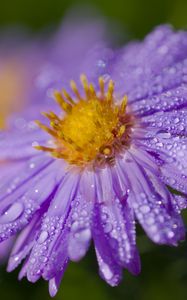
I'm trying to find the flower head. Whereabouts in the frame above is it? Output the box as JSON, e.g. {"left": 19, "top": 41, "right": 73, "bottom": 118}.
{"left": 36, "top": 75, "right": 130, "bottom": 168}
{"left": 0, "top": 24, "right": 187, "bottom": 297}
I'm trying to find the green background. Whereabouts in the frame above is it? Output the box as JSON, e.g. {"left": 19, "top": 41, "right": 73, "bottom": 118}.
{"left": 0, "top": 0, "right": 187, "bottom": 299}
{"left": 1, "top": 0, "right": 187, "bottom": 37}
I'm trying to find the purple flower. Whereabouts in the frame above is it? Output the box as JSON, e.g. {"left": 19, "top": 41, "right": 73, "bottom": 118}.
{"left": 0, "top": 24, "right": 187, "bottom": 297}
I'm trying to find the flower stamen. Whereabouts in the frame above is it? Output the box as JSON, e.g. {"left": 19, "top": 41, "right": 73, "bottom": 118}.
{"left": 35, "top": 75, "right": 133, "bottom": 168}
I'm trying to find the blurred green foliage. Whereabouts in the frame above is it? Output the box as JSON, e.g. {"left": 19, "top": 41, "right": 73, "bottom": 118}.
{"left": 1, "top": 0, "right": 187, "bottom": 37}
{"left": 0, "top": 0, "right": 187, "bottom": 299}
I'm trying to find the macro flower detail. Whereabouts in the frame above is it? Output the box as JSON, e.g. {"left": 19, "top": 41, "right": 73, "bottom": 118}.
{"left": 0, "top": 24, "right": 187, "bottom": 297}
{"left": 36, "top": 75, "right": 131, "bottom": 168}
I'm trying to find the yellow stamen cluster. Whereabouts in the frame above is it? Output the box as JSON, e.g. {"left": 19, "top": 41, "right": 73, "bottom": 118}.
{"left": 36, "top": 75, "right": 132, "bottom": 168}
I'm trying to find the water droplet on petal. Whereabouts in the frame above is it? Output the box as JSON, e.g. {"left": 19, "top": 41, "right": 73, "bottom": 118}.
{"left": 0, "top": 202, "right": 24, "bottom": 224}
{"left": 174, "top": 117, "right": 179, "bottom": 124}
{"left": 103, "top": 222, "right": 113, "bottom": 233}
{"left": 167, "top": 231, "right": 174, "bottom": 239}
{"left": 38, "top": 231, "right": 49, "bottom": 244}
{"left": 74, "top": 228, "right": 91, "bottom": 242}
{"left": 39, "top": 255, "right": 48, "bottom": 263}
{"left": 140, "top": 205, "right": 151, "bottom": 213}
{"left": 71, "top": 221, "right": 79, "bottom": 232}
{"left": 101, "top": 263, "right": 113, "bottom": 280}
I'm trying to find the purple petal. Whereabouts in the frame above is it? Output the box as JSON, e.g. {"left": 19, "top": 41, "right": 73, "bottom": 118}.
{"left": 173, "top": 195, "right": 187, "bottom": 211}
{"left": 18, "top": 256, "right": 30, "bottom": 280}
{"left": 95, "top": 167, "right": 140, "bottom": 274}
{"left": 138, "top": 131, "right": 187, "bottom": 193}
{"left": 0, "top": 158, "right": 63, "bottom": 242}
{"left": 26, "top": 172, "right": 79, "bottom": 282}
{"left": 131, "top": 85, "right": 187, "bottom": 117}
{"left": 95, "top": 247, "right": 122, "bottom": 286}
{"left": 93, "top": 215, "right": 122, "bottom": 285}
{"left": 112, "top": 25, "right": 187, "bottom": 101}
{"left": 142, "top": 109, "right": 187, "bottom": 137}
{"left": 67, "top": 170, "right": 95, "bottom": 261}
{"left": 7, "top": 205, "right": 48, "bottom": 272}
{"left": 0, "top": 133, "right": 48, "bottom": 161}
{"left": 48, "top": 268, "right": 67, "bottom": 297}
{"left": 118, "top": 150, "right": 185, "bottom": 245}
{"left": 92, "top": 172, "right": 123, "bottom": 286}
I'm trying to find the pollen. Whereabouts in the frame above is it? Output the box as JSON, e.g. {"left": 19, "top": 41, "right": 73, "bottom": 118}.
{"left": 36, "top": 75, "right": 133, "bottom": 168}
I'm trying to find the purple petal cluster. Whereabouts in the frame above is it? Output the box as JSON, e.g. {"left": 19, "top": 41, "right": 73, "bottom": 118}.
{"left": 0, "top": 23, "right": 187, "bottom": 297}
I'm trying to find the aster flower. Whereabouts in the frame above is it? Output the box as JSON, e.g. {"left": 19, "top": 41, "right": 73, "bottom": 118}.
{"left": 0, "top": 24, "right": 187, "bottom": 297}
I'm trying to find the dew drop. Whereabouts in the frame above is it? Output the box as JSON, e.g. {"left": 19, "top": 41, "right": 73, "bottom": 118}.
{"left": 169, "top": 178, "right": 176, "bottom": 185}
{"left": 30, "top": 257, "right": 36, "bottom": 264}
{"left": 29, "top": 162, "right": 35, "bottom": 169}
{"left": 146, "top": 216, "right": 155, "bottom": 225}
{"left": 167, "top": 231, "right": 174, "bottom": 239}
{"left": 81, "top": 210, "right": 88, "bottom": 217}
{"left": 174, "top": 118, "right": 179, "bottom": 124}
{"left": 101, "top": 212, "right": 108, "bottom": 221}
{"left": 0, "top": 202, "right": 24, "bottom": 224}
{"left": 74, "top": 228, "right": 91, "bottom": 242}
{"left": 39, "top": 255, "right": 48, "bottom": 263}
{"left": 153, "top": 233, "right": 161, "bottom": 242}
{"left": 38, "top": 231, "right": 49, "bottom": 244}
{"left": 178, "top": 150, "right": 184, "bottom": 157}
{"left": 140, "top": 205, "right": 151, "bottom": 214}
{"left": 103, "top": 222, "right": 113, "bottom": 233}
{"left": 71, "top": 221, "right": 79, "bottom": 232}
{"left": 101, "top": 263, "right": 113, "bottom": 280}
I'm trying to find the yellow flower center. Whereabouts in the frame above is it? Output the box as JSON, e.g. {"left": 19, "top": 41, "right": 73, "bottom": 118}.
{"left": 36, "top": 75, "right": 133, "bottom": 168}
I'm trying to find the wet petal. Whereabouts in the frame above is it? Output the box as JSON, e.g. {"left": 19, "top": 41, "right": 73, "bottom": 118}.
{"left": 93, "top": 202, "right": 122, "bottom": 286}
{"left": 49, "top": 268, "right": 67, "bottom": 297}
{"left": 95, "top": 167, "right": 140, "bottom": 274}
{"left": 112, "top": 25, "right": 187, "bottom": 101}
{"left": 131, "top": 85, "right": 187, "bottom": 117}
{"left": 118, "top": 150, "right": 185, "bottom": 245}
{"left": 67, "top": 170, "right": 95, "bottom": 261}
{"left": 0, "top": 158, "right": 63, "bottom": 242}
{"left": 138, "top": 131, "right": 187, "bottom": 193}
{"left": 26, "top": 172, "right": 79, "bottom": 282}
{"left": 7, "top": 206, "right": 49, "bottom": 272}
{"left": 142, "top": 109, "right": 187, "bottom": 137}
